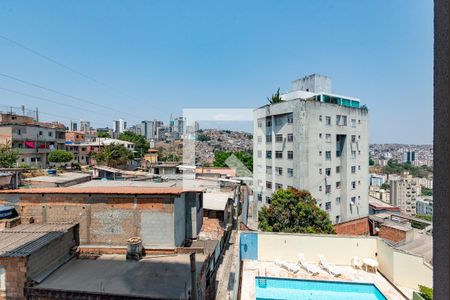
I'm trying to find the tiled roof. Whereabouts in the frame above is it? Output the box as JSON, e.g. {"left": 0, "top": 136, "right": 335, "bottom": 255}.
{"left": 0, "top": 186, "right": 204, "bottom": 195}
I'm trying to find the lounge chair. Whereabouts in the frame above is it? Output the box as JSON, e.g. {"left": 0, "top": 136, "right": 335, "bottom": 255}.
{"left": 275, "top": 259, "right": 300, "bottom": 274}
{"left": 297, "top": 253, "right": 320, "bottom": 275}
{"left": 318, "top": 254, "right": 342, "bottom": 277}
{"left": 351, "top": 256, "right": 363, "bottom": 269}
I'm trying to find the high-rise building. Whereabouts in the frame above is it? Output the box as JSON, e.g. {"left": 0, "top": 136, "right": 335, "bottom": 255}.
{"left": 113, "top": 118, "right": 127, "bottom": 133}
{"left": 174, "top": 117, "right": 185, "bottom": 139}
{"left": 80, "top": 120, "right": 91, "bottom": 132}
{"left": 253, "top": 74, "right": 369, "bottom": 224}
{"left": 70, "top": 121, "right": 78, "bottom": 131}
{"left": 402, "top": 150, "right": 416, "bottom": 163}
{"left": 390, "top": 177, "right": 417, "bottom": 216}
{"left": 416, "top": 197, "right": 433, "bottom": 216}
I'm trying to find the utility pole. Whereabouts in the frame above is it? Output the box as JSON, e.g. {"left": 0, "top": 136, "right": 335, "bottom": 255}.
{"left": 189, "top": 252, "right": 197, "bottom": 300}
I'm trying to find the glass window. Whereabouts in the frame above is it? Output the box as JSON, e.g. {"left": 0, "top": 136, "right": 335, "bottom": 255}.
{"left": 325, "top": 202, "right": 331, "bottom": 211}
{"left": 266, "top": 119, "right": 272, "bottom": 127}
{"left": 336, "top": 197, "right": 341, "bottom": 205}
{"left": 275, "top": 167, "right": 283, "bottom": 175}
{"left": 275, "top": 151, "right": 283, "bottom": 159}
{"left": 266, "top": 151, "right": 272, "bottom": 159}
{"left": 319, "top": 168, "right": 322, "bottom": 175}
{"left": 351, "top": 166, "right": 356, "bottom": 173}
{"left": 266, "top": 134, "right": 272, "bottom": 142}
{"left": 275, "top": 134, "right": 283, "bottom": 142}
{"left": 351, "top": 151, "right": 357, "bottom": 159}
{"left": 319, "top": 115, "right": 323, "bottom": 121}
{"left": 336, "top": 182, "right": 341, "bottom": 189}
{"left": 351, "top": 181, "right": 356, "bottom": 189}
{"left": 325, "top": 116, "right": 331, "bottom": 125}
{"left": 275, "top": 183, "right": 283, "bottom": 190}
{"left": 257, "top": 150, "right": 262, "bottom": 158}
{"left": 326, "top": 185, "right": 331, "bottom": 194}
{"left": 287, "top": 113, "right": 293, "bottom": 123}
{"left": 325, "top": 134, "right": 331, "bottom": 142}
{"left": 266, "top": 166, "right": 272, "bottom": 174}
{"left": 351, "top": 135, "right": 356, "bottom": 143}
{"left": 275, "top": 117, "right": 282, "bottom": 126}
{"left": 325, "top": 168, "right": 331, "bottom": 176}
{"left": 266, "top": 197, "right": 271, "bottom": 204}
{"left": 336, "top": 166, "right": 340, "bottom": 173}
{"left": 336, "top": 150, "right": 341, "bottom": 157}
{"left": 287, "top": 133, "right": 293, "bottom": 142}
{"left": 325, "top": 151, "right": 331, "bottom": 160}
{"left": 319, "top": 186, "right": 322, "bottom": 192}
{"left": 266, "top": 181, "right": 272, "bottom": 189}
{"left": 257, "top": 136, "right": 262, "bottom": 143}
{"left": 319, "top": 133, "right": 322, "bottom": 138}
{"left": 258, "top": 121, "right": 262, "bottom": 128}
{"left": 287, "top": 151, "right": 293, "bottom": 159}
{"left": 287, "top": 168, "right": 293, "bottom": 177}
{"left": 351, "top": 119, "right": 356, "bottom": 128}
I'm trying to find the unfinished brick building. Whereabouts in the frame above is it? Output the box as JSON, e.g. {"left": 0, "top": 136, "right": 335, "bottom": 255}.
{"left": 0, "top": 187, "right": 204, "bottom": 248}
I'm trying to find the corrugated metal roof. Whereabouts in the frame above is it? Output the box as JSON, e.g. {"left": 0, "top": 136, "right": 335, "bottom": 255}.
{"left": 0, "top": 223, "right": 75, "bottom": 257}
{"left": 0, "top": 186, "right": 204, "bottom": 195}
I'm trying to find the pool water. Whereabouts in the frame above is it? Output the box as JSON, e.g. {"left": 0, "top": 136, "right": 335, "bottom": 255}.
{"left": 255, "top": 277, "right": 387, "bottom": 300}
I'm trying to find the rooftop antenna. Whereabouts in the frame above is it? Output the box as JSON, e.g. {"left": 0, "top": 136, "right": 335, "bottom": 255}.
{"left": 35, "top": 107, "right": 39, "bottom": 121}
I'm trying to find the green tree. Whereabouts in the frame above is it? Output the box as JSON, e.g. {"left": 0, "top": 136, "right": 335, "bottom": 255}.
{"left": 213, "top": 151, "right": 253, "bottom": 172}
{"left": 369, "top": 158, "right": 375, "bottom": 166}
{"left": 0, "top": 143, "right": 19, "bottom": 168}
{"left": 380, "top": 182, "right": 390, "bottom": 190}
{"left": 418, "top": 285, "right": 433, "bottom": 300}
{"left": 421, "top": 186, "right": 433, "bottom": 196}
{"left": 159, "top": 152, "right": 181, "bottom": 162}
{"left": 258, "top": 188, "right": 335, "bottom": 234}
{"left": 97, "top": 131, "right": 111, "bottom": 138}
{"left": 48, "top": 150, "right": 74, "bottom": 163}
{"left": 93, "top": 143, "right": 134, "bottom": 168}
{"left": 267, "top": 88, "right": 284, "bottom": 104}
{"left": 196, "top": 133, "right": 210, "bottom": 142}
{"left": 118, "top": 131, "right": 149, "bottom": 158}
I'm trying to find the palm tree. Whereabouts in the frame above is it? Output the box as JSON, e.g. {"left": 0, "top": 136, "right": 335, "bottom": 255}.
{"left": 267, "top": 88, "right": 284, "bottom": 104}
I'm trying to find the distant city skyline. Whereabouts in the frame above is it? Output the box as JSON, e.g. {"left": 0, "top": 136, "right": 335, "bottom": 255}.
{"left": 0, "top": 1, "right": 432, "bottom": 144}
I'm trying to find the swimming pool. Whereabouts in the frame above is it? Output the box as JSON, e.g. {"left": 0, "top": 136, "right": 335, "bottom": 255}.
{"left": 255, "top": 277, "right": 387, "bottom": 300}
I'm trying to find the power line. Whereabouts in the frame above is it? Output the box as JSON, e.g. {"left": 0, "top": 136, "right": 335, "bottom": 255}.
{"left": 0, "top": 86, "right": 113, "bottom": 118}
{"left": 0, "top": 72, "right": 143, "bottom": 123}
{"left": 0, "top": 34, "right": 166, "bottom": 115}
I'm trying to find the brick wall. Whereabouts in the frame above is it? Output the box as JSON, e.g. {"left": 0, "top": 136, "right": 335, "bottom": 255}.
{"left": 0, "top": 257, "right": 27, "bottom": 300}
{"left": 0, "top": 193, "right": 188, "bottom": 247}
{"left": 378, "top": 224, "right": 407, "bottom": 243}
{"left": 334, "top": 217, "right": 370, "bottom": 235}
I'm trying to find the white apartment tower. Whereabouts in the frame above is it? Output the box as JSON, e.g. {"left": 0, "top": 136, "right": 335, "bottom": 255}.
{"left": 113, "top": 118, "right": 127, "bottom": 133}
{"left": 253, "top": 74, "right": 369, "bottom": 224}
{"left": 390, "top": 177, "right": 417, "bottom": 216}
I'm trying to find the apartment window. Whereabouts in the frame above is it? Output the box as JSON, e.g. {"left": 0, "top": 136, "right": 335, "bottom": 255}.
{"left": 336, "top": 181, "right": 341, "bottom": 189}
{"left": 266, "top": 181, "right": 272, "bottom": 189}
{"left": 257, "top": 150, "right": 262, "bottom": 158}
{"left": 275, "top": 117, "right": 282, "bottom": 126}
{"left": 351, "top": 119, "right": 356, "bottom": 128}
{"left": 336, "top": 197, "right": 341, "bottom": 205}
{"left": 39, "top": 131, "right": 43, "bottom": 136}
{"left": 258, "top": 121, "right": 262, "bottom": 128}
{"left": 319, "top": 133, "right": 322, "bottom": 139}
{"left": 319, "top": 168, "right": 322, "bottom": 175}
{"left": 266, "top": 151, "right": 272, "bottom": 159}
{"left": 351, "top": 181, "right": 356, "bottom": 189}
{"left": 358, "top": 180, "right": 361, "bottom": 185}
{"left": 325, "top": 151, "right": 331, "bottom": 160}
{"left": 351, "top": 166, "right": 356, "bottom": 173}
{"left": 336, "top": 216, "right": 340, "bottom": 223}
{"left": 336, "top": 115, "right": 347, "bottom": 126}
{"left": 275, "top": 134, "right": 283, "bottom": 142}
{"left": 257, "top": 179, "right": 262, "bottom": 186}
{"left": 336, "top": 150, "right": 341, "bottom": 157}
{"left": 48, "top": 132, "right": 53, "bottom": 137}
{"left": 325, "top": 134, "right": 331, "bottom": 143}
{"left": 266, "top": 197, "right": 272, "bottom": 204}
{"left": 325, "top": 116, "right": 331, "bottom": 125}
{"left": 266, "top": 166, "right": 272, "bottom": 174}
{"left": 319, "top": 115, "right": 323, "bottom": 122}
{"left": 287, "top": 113, "right": 293, "bottom": 123}
{"left": 287, "top": 133, "right": 293, "bottom": 142}
{"left": 275, "top": 183, "right": 283, "bottom": 190}
{"left": 266, "top": 119, "right": 272, "bottom": 127}
{"left": 287, "top": 151, "right": 293, "bottom": 159}
{"left": 351, "top": 135, "right": 356, "bottom": 143}
{"left": 351, "top": 197, "right": 356, "bottom": 205}
{"left": 266, "top": 134, "right": 272, "bottom": 142}
{"left": 325, "top": 168, "right": 331, "bottom": 176}
{"left": 275, "top": 167, "right": 283, "bottom": 176}
{"left": 287, "top": 168, "right": 293, "bottom": 177}
{"left": 257, "top": 136, "right": 262, "bottom": 144}
{"left": 319, "top": 186, "right": 322, "bottom": 192}
{"left": 17, "top": 129, "right": 22, "bottom": 135}
{"left": 319, "top": 151, "right": 322, "bottom": 156}
{"left": 351, "top": 151, "right": 356, "bottom": 159}
{"left": 358, "top": 165, "right": 361, "bottom": 170}
{"left": 336, "top": 166, "right": 340, "bottom": 173}
{"left": 257, "top": 193, "right": 262, "bottom": 202}
{"left": 275, "top": 151, "right": 283, "bottom": 159}
{"left": 325, "top": 202, "right": 331, "bottom": 211}
{"left": 325, "top": 185, "right": 331, "bottom": 194}
{"left": 358, "top": 150, "right": 361, "bottom": 155}
{"left": 358, "top": 119, "right": 361, "bottom": 124}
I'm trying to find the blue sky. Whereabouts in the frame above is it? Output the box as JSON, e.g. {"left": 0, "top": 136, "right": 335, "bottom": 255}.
{"left": 0, "top": 0, "right": 432, "bottom": 143}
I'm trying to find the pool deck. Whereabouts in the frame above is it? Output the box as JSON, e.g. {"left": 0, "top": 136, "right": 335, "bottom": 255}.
{"left": 241, "top": 260, "right": 412, "bottom": 300}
